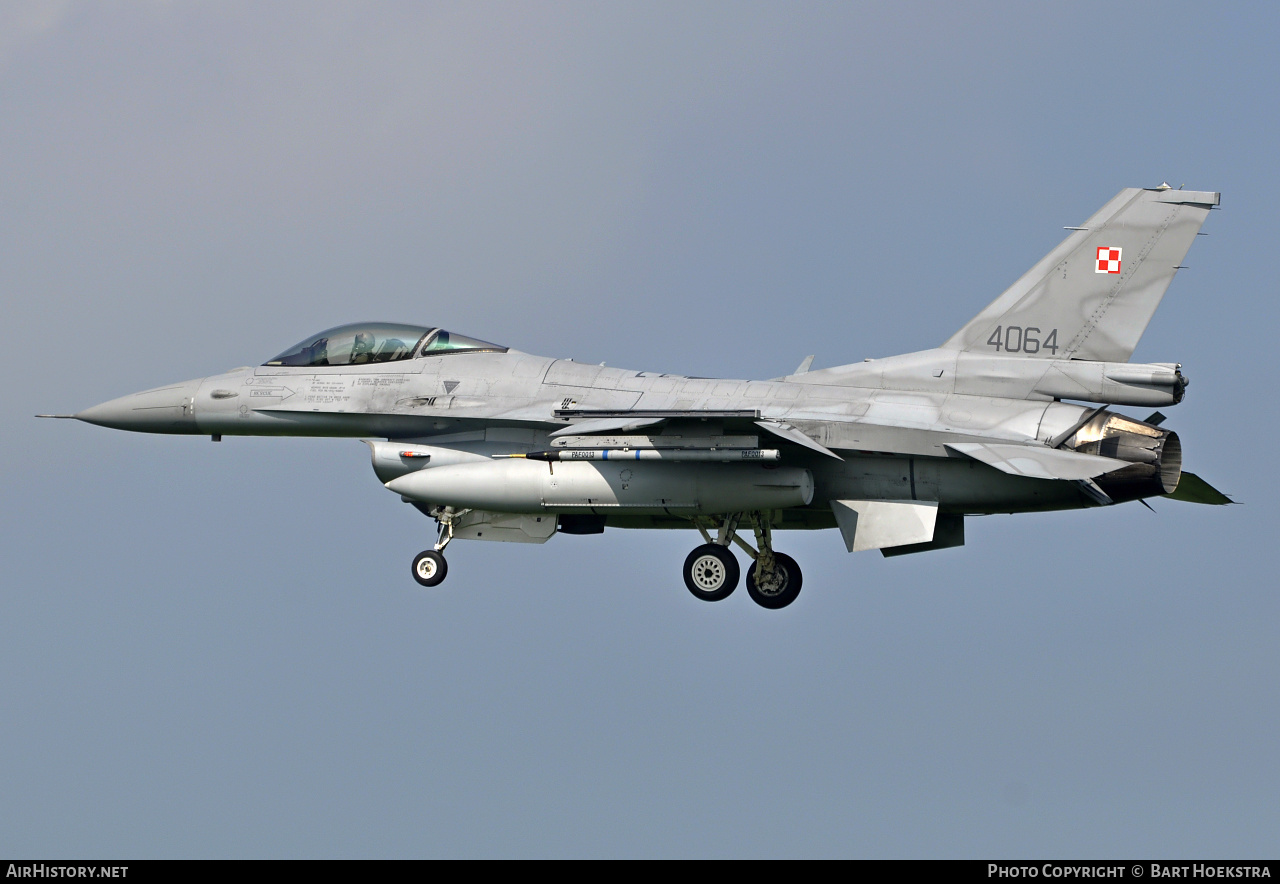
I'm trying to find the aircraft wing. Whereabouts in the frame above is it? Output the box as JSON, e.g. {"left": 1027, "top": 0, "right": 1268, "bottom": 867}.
{"left": 550, "top": 408, "right": 844, "bottom": 459}
{"left": 548, "top": 406, "right": 1131, "bottom": 471}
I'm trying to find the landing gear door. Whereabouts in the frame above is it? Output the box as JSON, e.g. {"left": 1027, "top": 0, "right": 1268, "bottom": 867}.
{"left": 451, "top": 511, "right": 558, "bottom": 544}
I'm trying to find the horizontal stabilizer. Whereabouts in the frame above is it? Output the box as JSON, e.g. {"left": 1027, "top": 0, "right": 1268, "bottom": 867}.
{"left": 1165, "top": 471, "right": 1233, "bottom": 505}
{"left": 831, "top": 499, "right": 938, "bottom": 552}
{"left": 945, "top": 441, "right": 1131, "bottom": 480}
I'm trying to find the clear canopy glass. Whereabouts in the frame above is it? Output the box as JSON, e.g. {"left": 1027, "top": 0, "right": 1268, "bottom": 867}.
{"left": 420, "top": 330, "right": 508, "bottom": 355}
{"left": 264, "top": 323, "right": 506, "bottom": 366}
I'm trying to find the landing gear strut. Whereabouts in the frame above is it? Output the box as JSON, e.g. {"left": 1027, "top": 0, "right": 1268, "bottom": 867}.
{"left": 683, "top": 512, "right": 741, "bottom": 601}
{"left": 683, "top": 513, "right": 802, "bottom": 609}
{"left": 411, "top": 508, "right": 460, "bottom": 587}
{"left": 744, "top": 519, "right": 803, "bottom": 609}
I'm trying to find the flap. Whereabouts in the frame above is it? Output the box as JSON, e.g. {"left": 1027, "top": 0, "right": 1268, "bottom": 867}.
{"left": 550, "top": 408, "right": 760, "bottom": 437}
{"left": 945, "top": 441, "right": 1130, "bottom": 480}
{"left": 756, "top": 419, "right": 843, "bottom": 460}
{"left": 1153, "top": 189, "right": 1219, "bottom": 207}
{"left": 550, "top": 416, "right": 665, "bottom": 437}
{"left": 830, "top": 499, "right": 938, "bottom": 552}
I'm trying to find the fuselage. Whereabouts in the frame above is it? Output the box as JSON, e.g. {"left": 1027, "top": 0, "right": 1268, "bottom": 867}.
{"left": 76, "top": 346, "right": 1140, "bottom": 526}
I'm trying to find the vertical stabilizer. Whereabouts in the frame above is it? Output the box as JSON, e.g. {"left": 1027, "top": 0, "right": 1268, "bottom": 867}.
{"left": 942, "top": 186, "right": 1218, "bottom": 362}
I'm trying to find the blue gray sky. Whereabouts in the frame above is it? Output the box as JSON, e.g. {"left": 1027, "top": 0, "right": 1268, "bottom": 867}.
{"left": 3, "top": 1, "right": 1277, "bottom": 858}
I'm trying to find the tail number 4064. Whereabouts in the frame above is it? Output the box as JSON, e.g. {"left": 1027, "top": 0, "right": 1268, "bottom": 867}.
{"left": 986, "top": 326, "right": 1058, "bottom": 355}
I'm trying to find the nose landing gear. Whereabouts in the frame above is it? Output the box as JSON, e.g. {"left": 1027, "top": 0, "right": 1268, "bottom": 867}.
{"left": 411, "top": 507, "right": 461, "bottom": 587}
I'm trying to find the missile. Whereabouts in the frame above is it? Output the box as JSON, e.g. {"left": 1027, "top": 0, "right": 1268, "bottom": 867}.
{"left": 497, "top": 448, "right": 780, "bottom": 463}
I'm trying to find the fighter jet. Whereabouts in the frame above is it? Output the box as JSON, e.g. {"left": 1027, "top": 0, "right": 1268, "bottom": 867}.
{"left": 44, "top": 184, "right": 1231, "bottom": 609}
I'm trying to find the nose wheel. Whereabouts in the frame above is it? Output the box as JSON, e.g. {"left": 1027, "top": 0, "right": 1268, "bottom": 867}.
{"left": 411, "top": 508, "right": 457, "bottom": 587}
{"left": 412, "top": 549, "right": 448, "bottom": 586}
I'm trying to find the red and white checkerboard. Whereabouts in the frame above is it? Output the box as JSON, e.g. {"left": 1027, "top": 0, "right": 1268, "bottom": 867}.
{"left": 1095, "top": 246, "right": 1122, "bottom": 274}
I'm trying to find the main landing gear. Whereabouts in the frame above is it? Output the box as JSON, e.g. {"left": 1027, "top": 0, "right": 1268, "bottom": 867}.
{"left": 683, "top": 544, "right": 739, "bottom": 602}
{"left": 412, "top": 508, "right": 458, "bottom": 587}
{"left": 682, "top": 514, "right": 802, "bottom": 609}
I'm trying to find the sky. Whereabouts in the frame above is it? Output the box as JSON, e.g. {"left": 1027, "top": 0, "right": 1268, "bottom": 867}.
{"left": 2, "top": 1, "right": 1277, "bottom": 858}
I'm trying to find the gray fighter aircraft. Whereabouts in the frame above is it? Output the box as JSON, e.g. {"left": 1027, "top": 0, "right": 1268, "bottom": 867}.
{"left": 45, "top": 184, "right": 1231, "bottom": 608}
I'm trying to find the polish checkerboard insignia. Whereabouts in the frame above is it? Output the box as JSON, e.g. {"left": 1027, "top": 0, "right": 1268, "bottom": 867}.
{"left": 1095, "top": 246, "right": 1122, "bottom": 274}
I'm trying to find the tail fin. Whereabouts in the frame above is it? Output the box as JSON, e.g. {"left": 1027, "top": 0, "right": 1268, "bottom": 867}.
{"left": 942, "top": 186, "right": 1218, "bottom": 362}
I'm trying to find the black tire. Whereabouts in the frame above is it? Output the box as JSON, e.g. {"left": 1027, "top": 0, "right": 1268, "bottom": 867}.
{"left": 746, "top": 552, "right": 802, "bottom": 609}
{"left": 412, "top": 549, "right": 448, "bottom": 587}
{"left": 682, "top": 543, "right": 739, "bottom": 601}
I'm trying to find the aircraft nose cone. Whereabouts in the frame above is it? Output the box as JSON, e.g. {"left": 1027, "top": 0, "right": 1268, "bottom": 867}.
{"left": 76, "top": 378, "right": 203, "bottom": 433}
{"left": 384, "top": 472, "right": 423, "bottom": 498}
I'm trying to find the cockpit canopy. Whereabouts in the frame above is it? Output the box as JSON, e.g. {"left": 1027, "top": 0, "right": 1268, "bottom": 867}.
{"left": 264, "top": 323, "right": 507, "bottom": 366}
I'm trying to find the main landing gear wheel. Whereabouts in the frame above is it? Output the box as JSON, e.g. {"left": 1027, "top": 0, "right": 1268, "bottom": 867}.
{"left": 683, "top": 543, "right": 740, "bottom": 602}
{"left": 412, "top": 549, "right": 448, "bottom": 587}
{"left": 746, "top": 552, "right": 802, "bottom": 609}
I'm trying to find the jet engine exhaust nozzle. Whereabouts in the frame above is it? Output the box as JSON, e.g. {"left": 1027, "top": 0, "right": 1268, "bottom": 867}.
{"left": 1064, "top": 411, "right": 1183, "bottom": 502}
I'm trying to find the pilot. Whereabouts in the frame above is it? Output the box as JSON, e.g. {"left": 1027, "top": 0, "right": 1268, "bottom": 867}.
{"left": 349, "top": 331, "right": 376, "bottom": 364}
